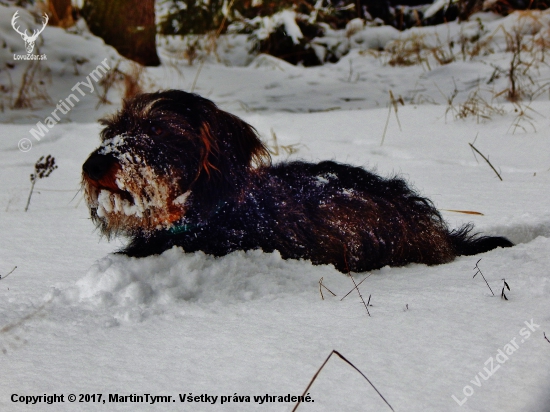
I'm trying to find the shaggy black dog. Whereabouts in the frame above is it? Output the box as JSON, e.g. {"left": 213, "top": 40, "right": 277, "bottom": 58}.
{"left": 82, "top": 90, "right": 512, "bottom": 273}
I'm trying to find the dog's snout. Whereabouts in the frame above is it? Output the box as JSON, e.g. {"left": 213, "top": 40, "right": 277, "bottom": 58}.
{"left": 83, "top": 153, "right": 117, "bottom": 181}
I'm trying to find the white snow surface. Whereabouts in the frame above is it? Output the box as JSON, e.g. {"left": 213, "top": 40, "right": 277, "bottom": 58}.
{"left": 1, "top": 5, "right": 550, "bottom": 412}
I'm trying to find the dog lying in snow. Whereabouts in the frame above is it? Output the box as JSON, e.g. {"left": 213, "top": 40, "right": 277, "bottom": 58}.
{"left": 82, "top": 90, "right": 512, "bottom": 273}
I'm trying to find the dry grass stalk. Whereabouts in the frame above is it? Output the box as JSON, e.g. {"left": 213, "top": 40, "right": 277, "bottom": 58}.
{"left": 442, "top": 209, "right": 484, "bottom": 215}
{"left": 340, "top": 275, "right": 371, "bottom": 301}
{"left": 455, "top": 19, "right": 494, "bottom": 60}
{"left": 96, "top": 60, "right": 155, "bottom": 108}
{"left": 430, "top": 33, "right": 455, "bottom": 65}
{"left": 318, "top": 277, "right": 336, "bottom": 300}
{"left": 508, "top": 101, "right": 540, "bottom": 134}
{"left": 491, "top": 18, "right": 550, "bottom": 103}
{"left": 343, "top": 251, "right": 371, "bottom": 316}
{"left": 385, "top": 28, "right": 487, "bottom": 70}
{"left": 190, "top": 0, "right": 236, "bottom": 92}
{"left": 469, "top": 142, "right": 503, "bottom": 181}
{"left": 0, "top": 266, "right": 17, "bottom": 280}
{"left": 266, "top": 128, "right": 301, "bottom": 156}
{"left": 386, "top": 33, "right": 431, "bottom": 69}
{"left": 382, "top": 11, "right": 550, "bottom": 86}
{"left": 0, "top": 297, "right": 51, "bottom": 354}
{"left": 13, "top": 59, "right": 52, "bottom": 109}
{"left": 473, "top": 258, "right": 495, "bottom": 296}
{"left": 25, "top": 155, "right": 58, "bottom": 212}
{"left": 184, "top": 37, "right": 200, "bottom": 65}
{"left": 292, "top": 350, "right": 394, "bottom": 412}
{"left": 456, "top": 89, "right": 506, "bottom": 122}
{"left": 122, "top": 62, "right": 145, "bottom": 100}
{"left": 380, "top": 90, "right": 404, "bottom": 146}
{"left": 96, "top": 60, "right": 121, "bottom": 108}
{"left": 435, "top": 81, "right": 459, "bottom": 122}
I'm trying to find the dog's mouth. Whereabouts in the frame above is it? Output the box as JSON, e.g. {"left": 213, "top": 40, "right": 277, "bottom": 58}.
{"left": 82, "top": 155, "right": 189, "bottom": 234}
{"left": 95, "top": 188, "right": 143, "bottom": 218}
{"left": 83, "top": 163, "right": 135, "bottom": 214}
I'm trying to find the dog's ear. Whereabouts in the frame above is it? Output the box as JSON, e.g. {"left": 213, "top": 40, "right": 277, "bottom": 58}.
{"left": 199, "top": 109, "right": 270, "bottom": 173}
{"left": 192, "top": 101, "right": 271, "bottom": 206}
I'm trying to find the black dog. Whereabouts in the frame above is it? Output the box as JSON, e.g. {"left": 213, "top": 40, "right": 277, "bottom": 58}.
{"left": 82, "top": 90, "right": 512, "bottom": 273}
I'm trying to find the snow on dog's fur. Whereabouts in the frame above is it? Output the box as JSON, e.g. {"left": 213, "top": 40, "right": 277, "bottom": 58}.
{"left": 82, "top": 90, "right": 512, "bottom": 273}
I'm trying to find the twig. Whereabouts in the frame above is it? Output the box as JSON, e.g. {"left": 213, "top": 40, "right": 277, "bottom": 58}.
{"left": 319, "top": 277, "right": 336, "bottom": 300}
{"left": 544, "top": 333, "right": 550, "bottom": 344}
{"left": 24, "top": 179, "right": 36, "bottom": 212}
{"left": 0, "top": 266, "right": 17, "bottom": 280}
{"left": 340, "top": 274, "right": 371, "bottom": 301}
{"left": 473, "top": 259, "right": 495, "bottom": 296}
{"left": 351, "top": 273, "right": 370, "bottom": 315}
{"left": 292, "top": 350, "right": 394, "bottom": 412}
{"left": 344, "top": 253, "right": 370, "bottom": 316}
{"left": 468, "top": 142, "right": 503, "bottom": 181}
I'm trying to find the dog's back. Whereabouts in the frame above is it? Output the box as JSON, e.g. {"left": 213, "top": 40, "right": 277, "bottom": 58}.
{"left": 121, "top": 159, "right": 512, "bottom": 273}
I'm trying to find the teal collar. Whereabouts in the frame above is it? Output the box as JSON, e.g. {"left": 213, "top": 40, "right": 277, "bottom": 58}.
{"left": 167, "top": 200, "right": 226, "bottom": 235}
{"left": 168, "top": 222, "right": 197, "bottom": 235}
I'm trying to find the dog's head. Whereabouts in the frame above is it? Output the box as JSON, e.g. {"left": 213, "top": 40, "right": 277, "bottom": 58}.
{"left": 82, "top": 90, "right": 270, "bottom": 237}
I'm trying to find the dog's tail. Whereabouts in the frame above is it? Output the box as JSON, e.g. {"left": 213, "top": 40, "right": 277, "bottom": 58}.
{"left": 449, "top": 224, "right": 513, "bottom": 256}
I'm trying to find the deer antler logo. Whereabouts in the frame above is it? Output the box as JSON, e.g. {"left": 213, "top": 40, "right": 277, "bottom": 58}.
{"left": 11, "top": 11, "right": 49, "bottom": 54}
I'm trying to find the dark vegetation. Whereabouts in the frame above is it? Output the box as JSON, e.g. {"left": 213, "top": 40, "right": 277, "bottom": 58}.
{"left": 11, "top": 0, "right": 550, "bottom": 67}
{"left": 159, "top": 0, "right": 550, "bottom": 65}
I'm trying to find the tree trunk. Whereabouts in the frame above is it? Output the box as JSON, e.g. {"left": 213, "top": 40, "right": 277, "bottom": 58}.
{"left": 81, "top": 0, "right": 160, "bottom": 66}
{"left": 44, "top": 0, "right": 74, "bottom": 28}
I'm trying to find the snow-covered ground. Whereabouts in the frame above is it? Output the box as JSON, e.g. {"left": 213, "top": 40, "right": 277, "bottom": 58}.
{"left": 1, "top": 5, "right": 549, "bottom": 412}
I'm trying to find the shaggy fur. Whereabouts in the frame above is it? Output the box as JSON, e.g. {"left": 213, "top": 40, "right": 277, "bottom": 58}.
{"left": 82, "top": 90, "right": 513, "bottom": 273}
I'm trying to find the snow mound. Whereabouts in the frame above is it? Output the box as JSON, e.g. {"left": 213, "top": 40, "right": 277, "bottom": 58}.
{"left": 349, "top": 24, "right": 400, "bottom": 50}
{"left": 249, "top": 53, "right": 302, "bottom": 72}
{"left": 482, "top": 216, "right": 550, "bottom": 245}
{"left": 71, "top": 247, "right": 330, "bottom": 310}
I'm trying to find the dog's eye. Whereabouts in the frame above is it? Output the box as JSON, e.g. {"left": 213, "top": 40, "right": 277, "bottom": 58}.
{"left": 150, "top": 125, "right": 164, "bottom": 136}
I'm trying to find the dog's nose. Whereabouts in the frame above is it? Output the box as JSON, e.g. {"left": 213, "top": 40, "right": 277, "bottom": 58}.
{"left": 82, "top": 153, "right": 117, "bottom": 181}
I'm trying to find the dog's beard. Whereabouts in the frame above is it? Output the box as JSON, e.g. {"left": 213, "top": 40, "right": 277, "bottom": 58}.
{"left": 83, "top": 138, "right": 190, "bottom": 236}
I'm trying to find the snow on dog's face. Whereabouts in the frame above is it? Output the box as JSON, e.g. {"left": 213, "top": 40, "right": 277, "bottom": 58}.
{"left": 82, "top": 90, "right": 270, "bottom": 237}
